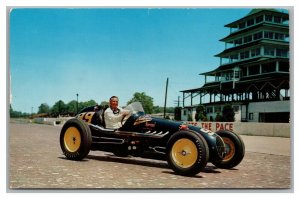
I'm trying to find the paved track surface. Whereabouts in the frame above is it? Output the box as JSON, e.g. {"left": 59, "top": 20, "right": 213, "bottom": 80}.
{"left": 8, "top": 122, "right": 292, "bottom": 190}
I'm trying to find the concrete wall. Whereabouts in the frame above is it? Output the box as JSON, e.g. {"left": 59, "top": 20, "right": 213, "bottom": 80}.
{"left": 33, "top": 117, "right": 72, "bottom": 126}
{"left": 186, "top": 121, "right": 291, "bottom": 138}
{"left": 248, "top": 101, "right": 290, "bottom": 122}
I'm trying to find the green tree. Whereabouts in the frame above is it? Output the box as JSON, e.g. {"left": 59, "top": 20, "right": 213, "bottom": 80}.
{"left": 78, "top": 99, "right": 97, "bottom": 112}
{"left": 38, "top": 103, "right": 50, "bottom": 114}
{"left": 153, "top": 106, "right": 162, "bottom": 114}
{"left": 187, "top": 114, "right": 193, "bottom": 121}
{"left": 100, "top": 101, "right": 109, "bottom": 107}
{"left": 51, "top": 100, "right": 67, "bottom": 116}
{"left": 215, "top": 113, "right": 223, "bottom": 122}
{"left": 174, "top": 107, "right": 182, "bottom": 121}
{"left": 67, "top": 100, "right": 77, "bottom": 115}
{"left": 9, "top": 105, "right": 29, "bottom": 118}
{"left": 222, "top": 104, "right": 235, "bottom": 122}
{"left": 195, "top": 105, "right": 206, "bottom": 121}
{"left": 127, "top": 92, "right": 154, "bottom": 114}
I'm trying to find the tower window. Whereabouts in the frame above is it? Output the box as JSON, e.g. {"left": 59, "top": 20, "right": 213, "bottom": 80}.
{"left": 274, "top": 16, "right": 281, "bottom": 23}
{"left": 239, "top": 22, "right": 246, "bottom": 29}
{"left": 247, "top": 18, "right": 254, "bottom": 26}
{"left": 251, "top": 48, "right": 261, "bottom": 57}
{"left": 265, "top": 15, "right": 273, "bottom": 22}
{"left": 244, "top": 35, "right": 252, "bottom": 43}
{"left": 254, "top": 32, "right": 263, "bottom": 40}
{"left": 276, "top": 49, "right": 288, "bottom": 57}
{"left": 264, "top": 47, "right": 275, "bottom": 56}
{"left": 256, "top": 15, "right": 263, "bottom": 23}
{"left": 264, "top": 31, "right": 274, "bottom": 39}
{"left": 240, "top": 51, "right": 250, "bottom": 59}
{"left": 274, "top": 33, "right": 284, "bottom": 40}
{"left": 262, "top": 62, "right": 276, "bottom": 73}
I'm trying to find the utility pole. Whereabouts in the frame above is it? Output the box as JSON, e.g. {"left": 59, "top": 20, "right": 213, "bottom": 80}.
{"left": 173, "top": 96, "right": 182, "bottom": 107}
{"left": 76, "top": 93, "right": 79, "bottom": 114}
{"left": 163, "top": 78, "right": 169, "bottom": 119}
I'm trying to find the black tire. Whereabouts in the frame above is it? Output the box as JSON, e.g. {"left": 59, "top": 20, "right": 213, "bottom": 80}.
{"left": 212, "top": 130, "right": 245, "bottom": 169}
{"left": 166, "top": 130, "right": 209, "bottom": 176}
{"left": 60, "top": 118, "right": 92, "bottom": 160}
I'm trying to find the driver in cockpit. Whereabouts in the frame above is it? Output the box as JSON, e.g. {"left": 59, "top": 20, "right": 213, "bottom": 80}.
{"left": 104, "top": 96, "right": 130, "bottom": 129}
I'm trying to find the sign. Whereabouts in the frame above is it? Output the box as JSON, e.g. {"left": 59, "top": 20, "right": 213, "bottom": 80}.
{"left": 187, "top": 122, "right": 234, "bottom": 131}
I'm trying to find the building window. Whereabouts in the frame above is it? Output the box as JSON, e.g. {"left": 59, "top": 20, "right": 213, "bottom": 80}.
{"left": 241, "top": 67, "right": 247, "bottom": 77}
{"left": 239, "top": 22, "right": 246, "bottom": 29}
{"left": 222, "top": 71, "right": 235, "bottom": 81}
{"left": 183, "top": 110, "right": 187, "bottom": 115}
{"left": 214, "top": 106, "right": 221, "bottom": 113}
{"left": 249, "top": 113, "right": 254, "bottom": 120}
{"left": 230, "top": 54, "right": 239, "bottom": 62}
{"left": 247, "top": 18, "right": 254, "bottom": 26}
{"left": 234, "top": 70, "right": 240, "bottom": 78}
{"left": 284, "top": 34, "right": 290, "bottom": 42}
{"left": 264, "top": 47, "right": 275, "bottom": 56}
{"left": 279, "top": 62, "right": 289, "bottom": 72}
{"left": 240, "top": 51, "right": 250, "bottom": 59}
{"left": 248, "top": 65, "right": 260, "bottom": 75}
{"left": 274, "top": 32, "right": 284, "bottom": 40}
{"left": 276, "top": 48, "right": 288, "bottom": 57}
{"left": 206, "top": 107, "right": 213, "bottom": 113}
{"left": 253, "top": 32, "right": 263, "bottom": 40}
{"left": 264, "top": 31, "right": 274, "bottom": 39}
{"left": 251, "top": 48, "right": 261, "bottom": 57}
{"left": 262, "top": 62, "right": 276, "bottom": 73}
{"left": 265, "top": 15, "right": 273, "bottom": 22}
{"left": 234, "top": 38, "right": 242, "bottom": 46}
{"left": 244, "top": 35, "right": 252, "bottom": 43}
{"left": 256, "top": 15, "right": 263, "bottom": 23}
{"left": 274, "top": 16, "right": 281, "bottom": 23}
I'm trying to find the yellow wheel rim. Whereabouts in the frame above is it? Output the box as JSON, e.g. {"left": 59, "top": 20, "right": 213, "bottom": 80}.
{"left": 223, "top": 137, "right": 235, "bottom": 161}
{"left": 64, "top": 127, "right": 81, "bottom": 152}
{"left": 171, "top": 138, "right": 198, "bottom": 168}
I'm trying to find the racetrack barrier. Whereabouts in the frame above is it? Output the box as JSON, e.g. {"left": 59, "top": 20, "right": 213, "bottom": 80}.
{"left": 186, "top": 121, "right": 290, "bottom": 138}
{"left": 33, "top": 117, "right": 72, "bottom": 126}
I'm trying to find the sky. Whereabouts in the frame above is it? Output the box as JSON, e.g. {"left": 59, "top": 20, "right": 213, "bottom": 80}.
{"left": 10, "top": 8, "right": 257, "bottom": 113}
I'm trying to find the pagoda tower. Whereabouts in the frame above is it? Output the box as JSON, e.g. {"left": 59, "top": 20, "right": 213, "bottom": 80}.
{"left": 181, "top": 9, "right": 290, "bottom": 123}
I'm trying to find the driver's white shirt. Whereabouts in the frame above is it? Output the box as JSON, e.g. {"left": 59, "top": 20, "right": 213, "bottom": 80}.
{"left": 104, "top": 107, "right": 124, "bottom": 129}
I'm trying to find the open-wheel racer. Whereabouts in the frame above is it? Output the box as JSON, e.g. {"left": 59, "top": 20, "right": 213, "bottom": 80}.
{"left": 60, "top": 102, "right": 245, "bottom": 176}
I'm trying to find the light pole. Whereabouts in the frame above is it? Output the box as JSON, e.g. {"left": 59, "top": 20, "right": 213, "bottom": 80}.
{"left": 76, "top": 93, "right": 79, "bottom": 114}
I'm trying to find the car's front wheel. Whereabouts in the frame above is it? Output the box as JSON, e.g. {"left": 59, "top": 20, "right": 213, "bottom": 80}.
{"left": 60, "top": 118, "right": 92, "bottom": 160}
{"left": 166, "top": 130, "right": 209, "bottom": 176}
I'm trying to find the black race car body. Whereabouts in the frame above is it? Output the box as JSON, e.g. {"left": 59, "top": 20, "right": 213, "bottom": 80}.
{"left": 60, "top": 102, "right": 245, "bottom": 176}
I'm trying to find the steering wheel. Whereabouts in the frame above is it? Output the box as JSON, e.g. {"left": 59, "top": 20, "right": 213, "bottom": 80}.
{"left": 121, "top": 111, "right": 132, "bottom": 126}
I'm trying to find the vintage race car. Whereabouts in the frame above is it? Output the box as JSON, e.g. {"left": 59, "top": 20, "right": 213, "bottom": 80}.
{"left": 60, "top": 102, "right": 245, "bottom": 176}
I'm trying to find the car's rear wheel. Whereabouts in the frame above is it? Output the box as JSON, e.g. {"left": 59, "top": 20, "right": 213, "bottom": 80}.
{"left": 60, "top": 118, "right": 92, "bottom": 160}
{"left": 212, "top": 130, "right": 245, "bottom": 169}
{"left": 166, "top": 131, "right": 209, "bottom": 176}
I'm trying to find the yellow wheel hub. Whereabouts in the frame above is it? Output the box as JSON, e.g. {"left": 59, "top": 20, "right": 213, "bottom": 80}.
{"left": 64, "top": 127, "right": 81, "bottom": 152}
{"left": 171, "top": 138, "right": 198, "bottom": 168}
{"left": 223, "top": 137, "right": 235, "bottom": 161}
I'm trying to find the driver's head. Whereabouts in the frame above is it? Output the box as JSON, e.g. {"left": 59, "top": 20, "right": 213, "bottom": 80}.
{"left": 109, "top": 96, "right": 119, "bottom": 110}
